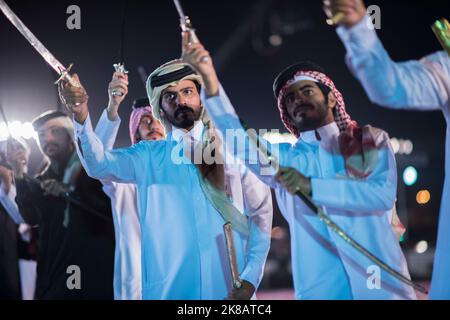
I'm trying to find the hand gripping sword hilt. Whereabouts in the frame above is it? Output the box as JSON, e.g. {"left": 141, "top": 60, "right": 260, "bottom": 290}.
{"left": 181, "top": 16, "right": 209, "bottom": 63}
{"left": 54, "top": 63, "right": 80, "bottom": 87}
{"left": 181, "top": 16, "right": 200, "bottom": 44}
{"left": 432, "top": 18, "right": 450, "bottom": 56}
{"left": 111, "top": 63, "right": 129, "bottom": 97}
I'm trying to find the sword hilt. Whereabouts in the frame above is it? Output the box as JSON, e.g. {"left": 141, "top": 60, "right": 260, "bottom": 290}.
{"left": 111, "top": 63, "right": 129, "bottom": 97}
{"left": 223, "top": 222, "right": 242, "bottom": 290}
{"left": 113, "top": 62, "right": 129, "bottom": 74}
{"left": 326, "top": 12, "right": 345, "bottom": 26}
{"left": 54, "top": 63, "right": 80, "bottom": 87}
{"left": 181, "top": 16, "right": 199, "bottom": 44}
{"left": 432, "top": 18, "right": 450, "bottom": 56}
{"left": 180, "top": 16, "right": 209, "bottom": 63}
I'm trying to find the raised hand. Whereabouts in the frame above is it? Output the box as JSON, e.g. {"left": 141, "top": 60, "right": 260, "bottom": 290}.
{"left": 58, "top": 73, "right": 89, "bottom": 124}
{"left": 323, "top": 0, "right": 367, "bottom": 28}
{"left": 180, "top": 31, "right": 219, "bottom": 97}
{"left": 227, "top": 280, "right": 256, "bottom": 300}
{"left": 107, "top": 71, "right": 129, "bottom": 121}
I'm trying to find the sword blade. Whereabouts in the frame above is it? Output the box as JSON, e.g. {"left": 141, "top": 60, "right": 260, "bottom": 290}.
{"left": 0, "top": 104, "right": 12, "bottom": 137}
{"left": 173, "top": 0, "right": 186, "bottom": 19}
{"left": 0, "top": 0, "right": 66, "bottom": 74}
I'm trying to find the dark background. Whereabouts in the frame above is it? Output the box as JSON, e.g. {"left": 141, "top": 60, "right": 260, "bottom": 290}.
{"left": 0, "top": 0, "right": 448, "bottom": 287}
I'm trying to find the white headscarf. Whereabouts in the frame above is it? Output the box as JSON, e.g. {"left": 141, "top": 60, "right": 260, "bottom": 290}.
{"left": 146, "top": 59, "right": 203, "bottom": 133}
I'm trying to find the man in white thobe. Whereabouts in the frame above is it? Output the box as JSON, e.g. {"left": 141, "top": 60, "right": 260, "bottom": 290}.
{"left": 78, "top": 71, "right": 166, "bottom": 300}
{"left": 325, "top": 0, "right": 450, "bottom": 299}
{"left": 59, "top": 62, "right": 273, "bottom": 300}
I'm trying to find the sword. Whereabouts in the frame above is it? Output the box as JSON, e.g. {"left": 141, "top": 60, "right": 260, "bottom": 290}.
{"left": 432, "top": 18, "right": 450, "bottom": 56}
{"left": 112, "top": 2, "right": 129, "bottom": 97}
{"left": 223, "top": 222, "right": 242, "bottom": 289}
{"left": 0, "top": 0, "right": 79, "bottom": 88}
{"left": 173, "top": 0, "right": 209, "bottom": 62}
{"left": 326, "top": 12, "right": 345, "bottom": 26}
{"left": 245, "top": 127, "right": 428, "bottom": 295}
{"left": 0, "top": 104, "right": 12, "bottom": 138}
{"left": 173, "top": 0, "right": 199, "bottom": 44}
{"left": 322, "top": 0, "right": 345, "bottom": 26}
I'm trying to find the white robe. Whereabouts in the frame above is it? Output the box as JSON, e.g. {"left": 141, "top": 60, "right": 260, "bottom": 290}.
{"left": 337, "top": 15, "right": 450, "bottom": 300}
{"left": 90, "top": 110, "right": 142, "bottom": 300}
{"left": 74, "top": 114, "right": 272, "bottom": 300}
{"left": 202, "top": 86, "right": 417, "bottom": 300}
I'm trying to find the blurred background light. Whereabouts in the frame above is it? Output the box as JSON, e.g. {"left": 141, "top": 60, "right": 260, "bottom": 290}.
{"left": 416, "top": 190, "right": 431, "bottom": 205}
{"left": 403, "top": 166, "right": 418, "bottom": 186}
{"left": 0, "top": 121, "right": 37, "bottom": 141}
{"left": 415, "top": 240, "right": 429, "bottom": 254}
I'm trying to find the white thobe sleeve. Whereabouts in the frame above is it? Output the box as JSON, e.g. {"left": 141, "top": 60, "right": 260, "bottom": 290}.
{"left": 336, "top": 15, "right": 448, "bottom": 111}
{"left": 202, "top": 85, "right": 307, "bottom": 189}
{"left": 91, "top": 108, "right": 122, "bottom": 195}
{"left": 94, "top": 108, "right": 122, "bottom": 151}
{"left": 239, "top": 166, "right": 273, "bottom": 288}
{"left": 0, "top": 183, "right": 24, "bottom": 224}
{"left": 74, "top": 113, "right": 146, "bottom": 184}
{"left": 311, "top": 131, "right": 397, "bottom": 212}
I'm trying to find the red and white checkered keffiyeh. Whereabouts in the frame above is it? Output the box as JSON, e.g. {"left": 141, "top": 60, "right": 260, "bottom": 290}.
{"left": 129, "top": 106, "right": 154, "bottom": 145}
{"left": 277, "top": 70, "right": 357, "bottom": 138}
{"left": 276, "top": 69, "right": 388, "bottom": 180}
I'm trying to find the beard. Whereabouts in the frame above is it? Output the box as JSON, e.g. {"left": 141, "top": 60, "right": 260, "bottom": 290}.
{"left": 291, "top": 101, "right": 330, "bottom": 132}
{"left": 43, "top": 142, "right": 61, "bottom": 157}
{"left": 43, "top": 141, "right": 74, "bottom": 163}
{"left": 168, "top": 104, "right": 203, "bottom": 129}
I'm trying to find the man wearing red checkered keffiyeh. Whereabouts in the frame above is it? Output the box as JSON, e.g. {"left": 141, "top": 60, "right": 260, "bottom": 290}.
{"left": 129, "top": 98, "right": 165, "bottom": 145}
{"left": 276, "top": 67, "right": 355, "bottom": 137}
{"left": 272, "top": 61, "right": 406, "bottom": 239}
{"left": 274, "top": 61, "right": 382, "bottom": 179}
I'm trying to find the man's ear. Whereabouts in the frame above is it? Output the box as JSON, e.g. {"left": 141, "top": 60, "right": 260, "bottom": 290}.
{"left": 328, "top": 91, "right": 337, "bottom": 110}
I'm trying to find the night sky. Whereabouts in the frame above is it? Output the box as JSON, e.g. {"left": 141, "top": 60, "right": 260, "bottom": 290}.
{"left": 0, "top": 0, "right": 448, "bottom": 255}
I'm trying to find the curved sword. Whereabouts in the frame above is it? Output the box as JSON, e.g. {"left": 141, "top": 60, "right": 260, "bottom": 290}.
{"left": 172, "top": 0, "right": 209, "bottom": 62}
{"left": 0, "top": 0, "right": 79, "bottom": 87}
{"left": 111, "top": 2, "right": 129, "bottom": 97}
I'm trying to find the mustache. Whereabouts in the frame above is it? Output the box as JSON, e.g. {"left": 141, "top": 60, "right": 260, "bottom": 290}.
{"left": 174, "top": 105, "right": 195, "bottom": 117}
{"left": 148, "top": 129, "right": 164, "bottom": 137}
{"left": 294, "top": 103, "right": 314, "bottom": 117}
{"left": 43, "top": 143, "right": 59, "bottom": 151}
